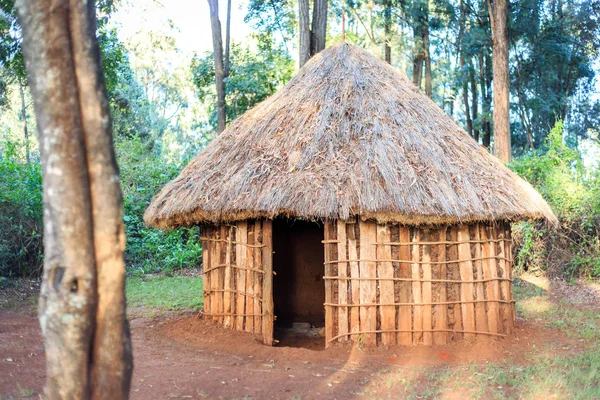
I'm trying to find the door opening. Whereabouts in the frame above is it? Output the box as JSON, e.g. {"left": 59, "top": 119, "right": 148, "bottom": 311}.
{"left": 272, "top": 218, "right": 325, "bottom": 349}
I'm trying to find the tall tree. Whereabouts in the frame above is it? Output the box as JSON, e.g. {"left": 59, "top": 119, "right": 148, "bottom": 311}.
{"left": 298, "top": 0, "right": 328, "bottom": 67}
{"left": 411, "top": 0, "right": 432, "bottom": 97}
{"left": 16, "top": 0, "right": 133, "bottom": 397}
{"left": 488, "top": 0, "right": 511, "bottom": 162}
{"left": 383, "top": 0, "right": 392, "bottom": 63}
{"left": 208, "top": 0, "right": 227, "bottom": 133}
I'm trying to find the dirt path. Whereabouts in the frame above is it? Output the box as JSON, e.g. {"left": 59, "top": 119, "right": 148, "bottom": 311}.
{"left": 0, "top": 308, "right": 587, "bottom": 400}
{"left": 2, "top": 275, "right": 598, "bottom": 399}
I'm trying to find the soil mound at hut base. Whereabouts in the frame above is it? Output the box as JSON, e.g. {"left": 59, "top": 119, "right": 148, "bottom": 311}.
{"left": 155, "top": 313, "right": 583, "bottom": 367}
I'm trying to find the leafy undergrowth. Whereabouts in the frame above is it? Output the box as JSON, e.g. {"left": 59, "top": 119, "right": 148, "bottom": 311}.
{"left": 126, "top": 275, "right": 203, "bottom": 315}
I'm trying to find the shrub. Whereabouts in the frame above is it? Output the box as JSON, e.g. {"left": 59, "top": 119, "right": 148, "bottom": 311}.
{"left": 116, "top": 136, "right": 203, "bottom": 276}
{"left": 0, "top": 136, "right": 203, "bottom": 277}
{"left": 510, "top": 122, "right": 600, "bottom": 278}
{"left": 0, "top": 142, "right": 43, "bottom": 277}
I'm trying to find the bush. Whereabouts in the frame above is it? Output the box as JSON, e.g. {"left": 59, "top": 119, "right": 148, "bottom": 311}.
{"left": 510, "top": 122, "right": 600, "bottom": 278}
{"left": 0, "top": 142, "right": 43, "bottom": 277}
{"left": 116, "top": 136, "right": 203, "bottom": 276}
{"left": 0, "top": 136, "right": 203, "bottom": 278}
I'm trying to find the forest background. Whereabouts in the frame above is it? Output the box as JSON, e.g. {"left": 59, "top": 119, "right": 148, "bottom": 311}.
{"left": 1, "top": 0, "right": 599, "bottom": 280}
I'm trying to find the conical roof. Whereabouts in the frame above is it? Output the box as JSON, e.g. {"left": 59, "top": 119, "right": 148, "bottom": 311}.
{"left": 144, "top": 44, "right": 556, "bottom": 228}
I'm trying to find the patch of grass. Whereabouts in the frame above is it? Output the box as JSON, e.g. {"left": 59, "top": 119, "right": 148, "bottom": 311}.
{"left": 16, "top": 383, "right": 36, "bottom": 398}
{"left": 126, "top": 275, "right": 203, "bottom": 311}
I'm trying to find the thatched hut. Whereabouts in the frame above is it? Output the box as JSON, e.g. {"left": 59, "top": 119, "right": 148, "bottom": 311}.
{"left": 145, "top": 44, "right": 556, "bottom": 347}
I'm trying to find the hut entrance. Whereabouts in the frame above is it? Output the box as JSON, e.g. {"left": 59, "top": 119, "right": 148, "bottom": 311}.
{"left": 272, "top": 219, "right": 325, "bottom": 349}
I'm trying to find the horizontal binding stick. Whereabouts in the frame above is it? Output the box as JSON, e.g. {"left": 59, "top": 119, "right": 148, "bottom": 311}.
{"left": 322, "top": 276, "right": 512, "bottom": 283}
{"left": 375, "top": 238, "right": 512, "bottom": 246}
{"left": 199, "top": 237, "right": 266, "bottom": 248}
{"left": 205, "top": 289, "right": 264, "bottom": 302}
{"left": 324, "top": 256, "right": 512, "bottom": 265}
{"left": 327, "top": 328, "right": 509, "bottom": 343}
{"left": 323, "top": 299, "right": 516, "bottom": 307}
{"left": 204, "top": 264, "right": 266, "bottom": 274}
{"left": 204, "top": 313, "right": 264, "bottom": 317}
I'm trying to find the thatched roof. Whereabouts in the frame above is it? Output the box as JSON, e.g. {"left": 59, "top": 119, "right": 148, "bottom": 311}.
{"left": 145, "top": 43, "right": 556, "bottom": 228}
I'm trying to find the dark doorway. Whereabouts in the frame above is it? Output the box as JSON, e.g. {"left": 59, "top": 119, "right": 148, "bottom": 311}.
{"left": 272, "top": 218, "right": 325, "bottom": 349}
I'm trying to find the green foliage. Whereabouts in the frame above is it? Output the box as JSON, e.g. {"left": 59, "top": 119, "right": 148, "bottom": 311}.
{"left": 126, "top": 275, "right": 204, "bottom": 311}
{"left": 191, "top": 36, "right": 294, "bottom": 128}
{"left": 510, "top": 122, "right": 600, "bottom": 278}
{"left": 0, "top": 142, "right": 42, "bottom": 277}
{"left": 511, "top": 0, "right": 600, "bottom": 152}
{"left": 116, "top": 136, "right": 202, "bottom": 276}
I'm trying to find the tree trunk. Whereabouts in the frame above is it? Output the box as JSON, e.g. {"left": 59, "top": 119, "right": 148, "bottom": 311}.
{"left": 461, "top": 55, "right": 472, "bottom": 137}
{"left": 412, "top": 21, "right": 423, "bottom": 88}
{"left": 412, "top": 1, "right": 430, "bottom": 94}
{"left": 18, "top": 79, "right": 30, "bottom": 163}
{"left": 481, "top": 50, "right": 492, "bottom": 149}
{"left": 458, "top": 0, "right": 472, "bottom": 136}
{"left": 16, "top": 0, "right": 133, "bottom": 398}
{"left": 488, "top": 0, "right": 511, "bottom": 162}
{"left": 470, "top": 58, "right": 479, "bottom": 142}
{"left": 311, "top": 0, "right": 328, "bottom": 55}
{"left": 298, "top": 0, "right": 311, "bottom": 67}
{"left": 299, "top": 0, "right": 327, "bottom": 67}
{"left": 208, "top": 0, "right": 227, "bottom": 133}
{"left": 224, "top": 0, "right": 232, "bottom": 78}
{"left": 424, "top": 14, "right": 432, "bottom": 97}
{"left": 383, "top": 0, "right": 392, "bottom": 64}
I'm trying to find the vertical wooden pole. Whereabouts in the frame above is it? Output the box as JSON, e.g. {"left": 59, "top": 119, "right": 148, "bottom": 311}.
{"left": 211, "top": 227, "right": 220, "bottom": 322}
{"left": 245, "top": 222, "right": 255, "bottom": 333}
{"left": 497, "top": 223, "right": 513, "bottom": 334}
{"left": 433, "top": 227, "right": 448, "bottom": 344}
{"left": 377, "top": 224, "right": 395, "bottom": 345}
{"left": 422, "top": 231, "right": 432, "bottom": 345}
{"left": 411, "top": 230, "right": 423, "bottom": 344}
{"left": 235, "top": 222, "right": 248, "bottom": 331}
{"left": 262, "top": 220, "right": 274, "bottom": 345}
{"left": 359, "top": 220, "right": 377, "bottom": 346}
{"left": 217, "top": 226, "right": 227, "bottom": 325}
{"left": 223, "top": 226, "right": 234, "bottom": 328}
{"left": 504, "top": 225, "right": 514, "bottom": 329}
{"left": 202, "top": 227, "right": 211, "bottom": 318}
{"left": 481, "top": 224, "right": 499, "bottom": 334}
{"left": 324, "top": 221, "right": 334, "bottom": 347}
{"left": 254, "top": 221, "right": 263, "bottom": 334}
{"left": 473, "top": 225, "right": 489, "bottom": 334}
{"left": 398, "top": 226, "right": 412, "bottom": 345}
{"left": 348, "top": 222, "right": 361, "bottom": 338}
{"left": 457, "top": 225, "right": 476, "bottom": 341}
{"left": 337, "top": 220, "right": 349, "bottom": 342}
{"left": 448, "top": 227, "right": 462, "bottom": 340}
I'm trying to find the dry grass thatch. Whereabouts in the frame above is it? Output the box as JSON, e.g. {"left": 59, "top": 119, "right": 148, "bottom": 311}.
{"left": 144, "top": 43, "right": 557, "bottom": 228}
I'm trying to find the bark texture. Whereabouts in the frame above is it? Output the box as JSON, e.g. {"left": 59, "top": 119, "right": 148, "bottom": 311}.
{"left": 298, "top": 0, "right": 311, "bottom": 67}
{"left": 488, "top": 0, "right": 511, "bottom": 162}
{"left": 16, "top": 0, "right": 133, "bottom": 398}
{"left": 208, "top": 0, "right": 227, "bottom": 133}
{"left": 298, "top": 0, "right": 328, "bottom": 67}
{"left": 383, "top": 0, "right": 392, "bottom": 64}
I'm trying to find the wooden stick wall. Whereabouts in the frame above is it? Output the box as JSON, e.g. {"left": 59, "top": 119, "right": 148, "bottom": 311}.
{"left": 201, "top": 220, "right": 274, "bottom": 345}
{"left": 323, "top": 220, "right": 514, "bottom": 347}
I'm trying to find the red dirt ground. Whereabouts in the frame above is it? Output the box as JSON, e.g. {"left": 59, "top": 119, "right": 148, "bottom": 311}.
{"left": 0, "top": 307, "right": 586, "bottom": 399}
{"left": 2, "top": 275, "right": 598, "bottom": 399}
